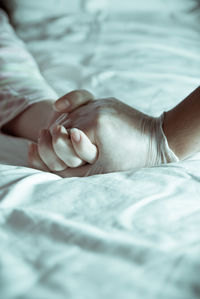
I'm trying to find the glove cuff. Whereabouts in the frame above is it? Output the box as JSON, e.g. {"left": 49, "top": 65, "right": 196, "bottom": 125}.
{"left": 144, "top": 112, "right": 179, "bottom": 166}
{"left": 158, "top": 112, "right": 179, "bottom": 164}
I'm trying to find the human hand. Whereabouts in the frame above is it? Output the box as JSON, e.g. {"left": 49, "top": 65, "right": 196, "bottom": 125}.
{"left": 56, "top": 97, "right": 162, "bottom": 176}
{"left": 29, "top": 91, "right": 178, "bottom": 177}
{"left": 28, "top": 90, "right": 99, "bottom": 172}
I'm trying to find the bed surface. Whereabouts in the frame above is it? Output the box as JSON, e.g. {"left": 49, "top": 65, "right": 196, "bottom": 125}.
{"left": 0, "top": 0, "right": 200, "bottom": 298}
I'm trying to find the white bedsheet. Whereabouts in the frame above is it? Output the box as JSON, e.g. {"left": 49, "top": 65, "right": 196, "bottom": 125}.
{"left": 0, "top": 0, "right": 200, "bottom": 298}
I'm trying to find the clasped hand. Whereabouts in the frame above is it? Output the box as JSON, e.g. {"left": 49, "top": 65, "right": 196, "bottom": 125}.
{"left": 28, "top": 90, "right": 174, "bottom": 177}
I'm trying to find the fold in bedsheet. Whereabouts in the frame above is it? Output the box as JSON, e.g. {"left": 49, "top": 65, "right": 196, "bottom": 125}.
{"left": 6, "top": 0, "right": 198, "bottom": 120}
{"left": 1, "top": 159, "right": 200, "bottom": 299}
{"left": 0, "top": 0, "right": 200, "bottom": 298}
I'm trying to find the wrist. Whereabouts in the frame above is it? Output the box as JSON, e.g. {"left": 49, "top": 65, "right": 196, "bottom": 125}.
{"left": 162, "top": 87, "right": 200, "bottom": 160}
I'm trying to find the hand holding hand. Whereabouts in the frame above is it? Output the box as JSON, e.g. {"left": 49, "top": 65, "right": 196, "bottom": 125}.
{"left": 57, "top": 97, "right": 178, "bottom": 177}
{"left": 29, "top": 90, "right": 178, "bottom": 177}
{"left": 28, "top": 90, "right": 99, "bottom": 171}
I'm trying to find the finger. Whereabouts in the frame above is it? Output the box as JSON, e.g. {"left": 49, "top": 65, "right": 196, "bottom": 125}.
{"left": 57, "top": 161, "right": 104, "bottom": 177}
{"left": 52, "top": 125, "right": 85, "bottom": 168}
{"left": 70, "top": 128, "right": 98, "bottom": 164}
{"left": 38, "top": 129, "right": 68, "bottom": 171}
{"left": 49, "top": 113, "right": 70, "bottom": 134}
{"left": 28, "top": 143, "right": 49, "bottom": 172}
{"left": 53, "top": 89, "right": 95, "bottom": 113}
{"left": 57, "top": 163, "right": 93, "bottom": 178}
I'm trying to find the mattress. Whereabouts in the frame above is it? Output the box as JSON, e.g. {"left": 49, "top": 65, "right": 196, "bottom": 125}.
{"left": 0, "top": 0, "right": 200, "bottom": 298}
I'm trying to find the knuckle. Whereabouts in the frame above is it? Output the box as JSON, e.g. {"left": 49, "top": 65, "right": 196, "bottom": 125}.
{"left": 96, "top": 113, "right": 108, "bottom": 126}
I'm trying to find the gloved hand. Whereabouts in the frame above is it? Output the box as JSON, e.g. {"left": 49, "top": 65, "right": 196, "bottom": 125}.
{"left": 57, "top": 97, "right": 179, "bottom": 177}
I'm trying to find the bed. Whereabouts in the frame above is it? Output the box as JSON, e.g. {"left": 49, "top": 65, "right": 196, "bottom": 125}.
{"left": 0, "top": 0, "right": 200, "bottom": 298}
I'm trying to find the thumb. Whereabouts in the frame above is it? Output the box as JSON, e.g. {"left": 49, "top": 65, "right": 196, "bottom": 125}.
{"left": 53, "top": 89, "right": 95, "bottom": 113}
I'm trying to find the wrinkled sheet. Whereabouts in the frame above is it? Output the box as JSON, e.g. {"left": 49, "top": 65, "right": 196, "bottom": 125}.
{"left": 0, "top": 0, "right": 200, "bottom": 298}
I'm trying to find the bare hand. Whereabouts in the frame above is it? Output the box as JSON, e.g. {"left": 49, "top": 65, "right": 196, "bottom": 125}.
{"left": 28, "top": 90, "right": 98, "bottom": 171}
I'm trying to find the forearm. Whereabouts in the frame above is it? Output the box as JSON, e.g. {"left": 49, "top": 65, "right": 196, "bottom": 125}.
{"left": 163, "top": 86, "right": 200, "bottom": 160}
{"left": 0, "top": 9, "right": 57, "bottom": 139}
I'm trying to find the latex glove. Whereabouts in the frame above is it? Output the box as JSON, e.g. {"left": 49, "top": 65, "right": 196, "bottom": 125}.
{"left": 49, "top": 96, "right": 179, "bottom": 177}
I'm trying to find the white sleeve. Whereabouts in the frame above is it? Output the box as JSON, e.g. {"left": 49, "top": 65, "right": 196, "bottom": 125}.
{"left": 0, "top": 8, "right": 58, "bottom": 129}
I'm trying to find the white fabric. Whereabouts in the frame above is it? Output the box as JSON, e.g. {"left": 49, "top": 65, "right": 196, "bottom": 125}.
{"left": 141, "top": 113, "right": 179, "bottom": 166}
{"left": 0, "top": 8, "right": 58, "bottom": 129}
{"left": 0, "top": 0, "right": 200, "bottom": 298}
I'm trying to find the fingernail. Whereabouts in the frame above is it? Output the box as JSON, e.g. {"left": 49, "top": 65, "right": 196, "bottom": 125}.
{"left": 60, "top": 125, "right": 69, "bottom": 135}
{"left": 54, "top": 99, "right": 70, "bottom": 111}
{"left": 71, "top": 128, "right": 81, "bottom": 143}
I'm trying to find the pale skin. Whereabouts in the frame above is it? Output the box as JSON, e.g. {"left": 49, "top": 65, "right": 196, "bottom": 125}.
{"left": 3, "top": 90, "right": 98, "bottom": 171}
{"left": 3, "top": 86, "right": 200, "bottom": 177}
